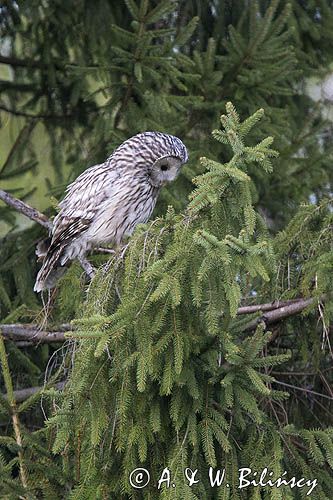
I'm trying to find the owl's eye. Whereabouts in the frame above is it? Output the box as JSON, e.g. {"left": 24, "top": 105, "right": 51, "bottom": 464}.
{"left": 160, "top": 163, "right": 169, "bottom": 172}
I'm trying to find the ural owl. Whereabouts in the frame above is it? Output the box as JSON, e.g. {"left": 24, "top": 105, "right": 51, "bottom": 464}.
{"left": 34, "top": 132, "right": 188, "bottom": 292}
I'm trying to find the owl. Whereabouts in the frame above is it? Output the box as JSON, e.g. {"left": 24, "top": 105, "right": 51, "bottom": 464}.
{"left": 34, "top": 132, "right": 188, "bottom": 292}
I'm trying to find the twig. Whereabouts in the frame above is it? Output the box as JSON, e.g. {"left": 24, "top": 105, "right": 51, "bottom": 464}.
{"left": 0, "top": 103, "right": 75, "bottom": 120}
{"left": 273, "top": 380, "right": 333, "bottom": 401}
{"left": 95, "top": 247, "right": 116, "bottom": 254}
{"left": 0, "top": 54, "right": 51, "bottom": 69}
{"left": 0, "top": 189, "right": 52, "bottom": 230}
{"left": 270, "top": 368, "right": 333, "bottom": 376}
{"left": 0, "top": 334, "right": 29, "bottom": 489}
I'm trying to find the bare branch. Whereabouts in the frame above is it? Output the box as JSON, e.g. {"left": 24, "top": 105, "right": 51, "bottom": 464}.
{"left": 0, "top": 188, "right": 95, "bottom": 283}
{"left": 0, "top": 324, "right": 70, "bottom": 344}
{"left": 237, "top": 299, "right": 301, "bottom": 315}
{"left": 0, "top": 189, "right": 52, "bottom": 230}
{"left": 2, "top": 382, "right": 65, "bottom": 403}
{"left": 0, "top": 103, "right": 76, "bottom": 120}
{"left": 243, "top": 297, "right": 317, "bottom": 332}
{"left": 273, "top": 380, "right": 333, "bottom": 401}
{"left": 94, "top": 247, "right": 116, "bottom": 254}
{"left": 0, "top": 54, "right": 48, "bottom": 69}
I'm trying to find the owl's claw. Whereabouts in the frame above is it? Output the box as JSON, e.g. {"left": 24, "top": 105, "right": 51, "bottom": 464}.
{"left": 78, "top": 257, "right": 96, "bottom": 280}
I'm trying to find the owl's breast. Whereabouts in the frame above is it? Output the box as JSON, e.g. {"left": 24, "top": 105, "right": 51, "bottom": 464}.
{"left": 86, "top": 182, "right": 159, "bottom": 246}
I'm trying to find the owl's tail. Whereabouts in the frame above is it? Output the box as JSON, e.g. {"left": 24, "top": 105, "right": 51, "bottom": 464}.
{"left": 34, "top": 239, "right": 68, "bottom": 292}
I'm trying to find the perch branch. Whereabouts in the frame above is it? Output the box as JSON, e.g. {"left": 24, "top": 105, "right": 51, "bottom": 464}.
{"left": 0, "top": 188, "right": 95, "bottom": 279}
{"left": 78, "top": 257, "right": 96, "bottom": 279}
{"left": 0, "top": 189, "right": 52, "bottom": 230}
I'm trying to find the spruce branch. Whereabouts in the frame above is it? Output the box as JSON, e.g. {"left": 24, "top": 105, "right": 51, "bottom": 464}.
{"left": 0, "top": 297, "right": 323, "bottom": 345}
{"left": 0, "top": 333, "right": 29, "bottom": 490}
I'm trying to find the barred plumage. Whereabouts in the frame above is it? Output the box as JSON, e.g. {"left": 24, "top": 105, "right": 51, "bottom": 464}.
{"left": 34, "top": 132, "right": 188, "bottom": 292}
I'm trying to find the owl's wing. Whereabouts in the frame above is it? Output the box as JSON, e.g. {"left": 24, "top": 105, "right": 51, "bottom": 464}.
{"left": 34, "top": 164, "right": 116, "bottom": 291}
{"left": 52, "top": 163, "right": 116, "bottom": 245}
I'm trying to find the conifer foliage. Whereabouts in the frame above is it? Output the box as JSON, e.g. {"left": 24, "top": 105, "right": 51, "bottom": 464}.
{"left": 0, "top": 1, "right": 333, "bottom": 499}
{"left": 48, "top": 105, "right": 289, "bottom": 498}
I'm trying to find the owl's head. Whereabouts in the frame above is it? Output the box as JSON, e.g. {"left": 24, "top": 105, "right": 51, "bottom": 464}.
{"left": 145, "top": 132, "right": 189, "bottom": 188}
{"left": 111, "top": 131, "right": 188, "bottom": 187}
{"left": 149, "top": 155, "right": 185, "bottom": 187}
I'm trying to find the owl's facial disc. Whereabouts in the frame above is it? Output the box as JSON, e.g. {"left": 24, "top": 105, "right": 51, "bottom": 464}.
{"left": 149, "top": 156, "right": 183, "bottom": 187}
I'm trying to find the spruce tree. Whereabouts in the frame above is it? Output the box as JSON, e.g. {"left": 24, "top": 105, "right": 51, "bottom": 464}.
{"left": 0, "top": 1, "right": 332, "bottom": 498}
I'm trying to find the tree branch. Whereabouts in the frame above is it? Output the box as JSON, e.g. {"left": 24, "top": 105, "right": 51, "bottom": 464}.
{"left": 237, "top": 299, "right": 302, "bottom": 315}
{"left": 0, "top": 324, "right": 70, "bottom": 344}
{"left": 1, "top": 297, "right": 322, "bottom": 346}
{"left": 0, "top": 192, "right": 323, "bottom": 322}
{"left": 0, "top": 54, "right": 48, "bottom": 69}
{"left": 0, "top": 80, "right": 36, "bottom": 92}
{"left": 0, "top": 189, "right": 52, "bottom": 230}
{"left": 2, "top": 382, "right": 65, "bottom": 403}
{"left": 242, "top": 297, "right": 317, "bottom": 332}
{"left": 0, "top": 103, "right": 76, "bottom": 120}
{"left": 0, "top": 54, "right": 95, "bottom": 72}
{"left": 0, "top": 188, "right": 95, "bottom": 282}
{"left": 0, "top": 334, "right": 29, "bottom": 488}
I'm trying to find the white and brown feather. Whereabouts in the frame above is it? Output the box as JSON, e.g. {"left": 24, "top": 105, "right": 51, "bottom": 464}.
{"left": 34, "top": 132, "right": 188, "bottom": 292}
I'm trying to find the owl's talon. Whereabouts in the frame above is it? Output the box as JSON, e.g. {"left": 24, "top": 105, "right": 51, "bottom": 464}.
{"left": 78, "top": 257, "right": 96, "bottom": 280}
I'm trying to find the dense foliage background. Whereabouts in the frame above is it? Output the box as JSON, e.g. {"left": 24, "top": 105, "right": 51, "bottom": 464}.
{"left": 0, "top": 1, "right": 332, "bottom": 498}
